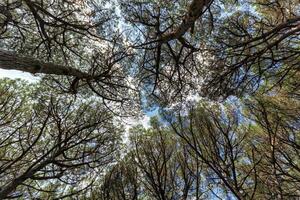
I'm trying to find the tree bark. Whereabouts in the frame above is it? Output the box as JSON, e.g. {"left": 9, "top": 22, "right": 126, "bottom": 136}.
{"left": 0, "top": 50, "right": 90, "bottom": 78}
{"left": 160, "top": 0, "right": 213, "bottom": 42}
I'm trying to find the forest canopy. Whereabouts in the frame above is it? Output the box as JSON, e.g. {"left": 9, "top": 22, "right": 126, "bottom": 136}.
{"left": 0, "top": 0, "right": 299, "bottom": 199}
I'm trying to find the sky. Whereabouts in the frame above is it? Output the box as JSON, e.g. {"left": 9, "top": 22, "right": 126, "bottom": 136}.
{"left": 0, "top": 69, "right": 39, "bottom": 82}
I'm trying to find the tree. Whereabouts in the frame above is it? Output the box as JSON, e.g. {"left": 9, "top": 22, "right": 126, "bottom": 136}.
{"left": 98, "top": 154, "right": 140, "bottom": 200}
{"left": 0, "top": 0, "right": 300, "bottom": 199}
{"left": 99, "top": 122, "right": 207, "bottom": 200}
{"left": 244, "top": 91, "right": 300, "bottom": 198}
{"left": 0, "top": 79, "right": 121, "bottom": 199}
{"left": 200, "top": 0, "right": 300, "bottom": 99}
{"left": 96, "top": 91, "right": 300, "bottom": 199}
{"left": 1, "top": 0, "right": 299, "bottom": 103}
{"left": 0, "top": 0, "right": 138, "bottom": 108}
{"left": 164, "top": 102, "right": 259, "bottom": 199}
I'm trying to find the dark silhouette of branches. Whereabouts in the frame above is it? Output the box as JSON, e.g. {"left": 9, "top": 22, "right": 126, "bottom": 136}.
{"left": 0, "top": 80, "right": 121, "bottom": 199}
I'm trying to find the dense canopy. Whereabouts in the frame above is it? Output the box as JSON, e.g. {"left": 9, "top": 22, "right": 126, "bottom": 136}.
{"left": 0, "top": 0, "right": 299, "bottom": 199}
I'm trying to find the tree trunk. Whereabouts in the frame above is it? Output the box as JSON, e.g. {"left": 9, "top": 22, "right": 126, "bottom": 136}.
{"left": 0, "top": 50, "right": 90, "bottom": 78}
{"left": 160, "top": 0, "right": 213, "bottom": 42}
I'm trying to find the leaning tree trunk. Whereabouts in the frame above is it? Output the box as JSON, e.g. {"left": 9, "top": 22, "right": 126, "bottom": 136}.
{"left": 160, "top": 0, "right": 213, "bottom": 42}
{"left": 0, "top": 50, "right": 90, "bottom": 78}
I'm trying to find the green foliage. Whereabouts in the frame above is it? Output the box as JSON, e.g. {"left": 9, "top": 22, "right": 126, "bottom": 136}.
{"left": 0, "top": 0, "right": 300, "bottom": 199}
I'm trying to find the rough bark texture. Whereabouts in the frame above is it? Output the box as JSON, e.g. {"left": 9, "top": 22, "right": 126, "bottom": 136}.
{"left": 160, "top": 0, "right": 213, "bottom": 42}
{"left": 0, "top": 50, "right": 90, "bottom": 78}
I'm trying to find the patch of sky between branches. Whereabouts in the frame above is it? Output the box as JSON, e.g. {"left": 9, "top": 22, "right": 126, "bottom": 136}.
{"left": 0, "top": 69, "right": 40, "bottom": 83}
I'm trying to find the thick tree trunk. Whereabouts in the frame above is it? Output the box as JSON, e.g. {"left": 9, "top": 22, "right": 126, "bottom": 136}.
{"left": 0, "top": 50, "right": 90, "bottom": 78}
{"left": 161, "top": 0, "right": 213, "bottom": 42}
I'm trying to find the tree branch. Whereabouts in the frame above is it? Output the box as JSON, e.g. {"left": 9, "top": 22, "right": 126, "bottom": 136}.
{"left": 160, "top": 0, "right": 213, "bottom": 42}
{"left": 0, "top": 50, "right": 90, "bottom": 78}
